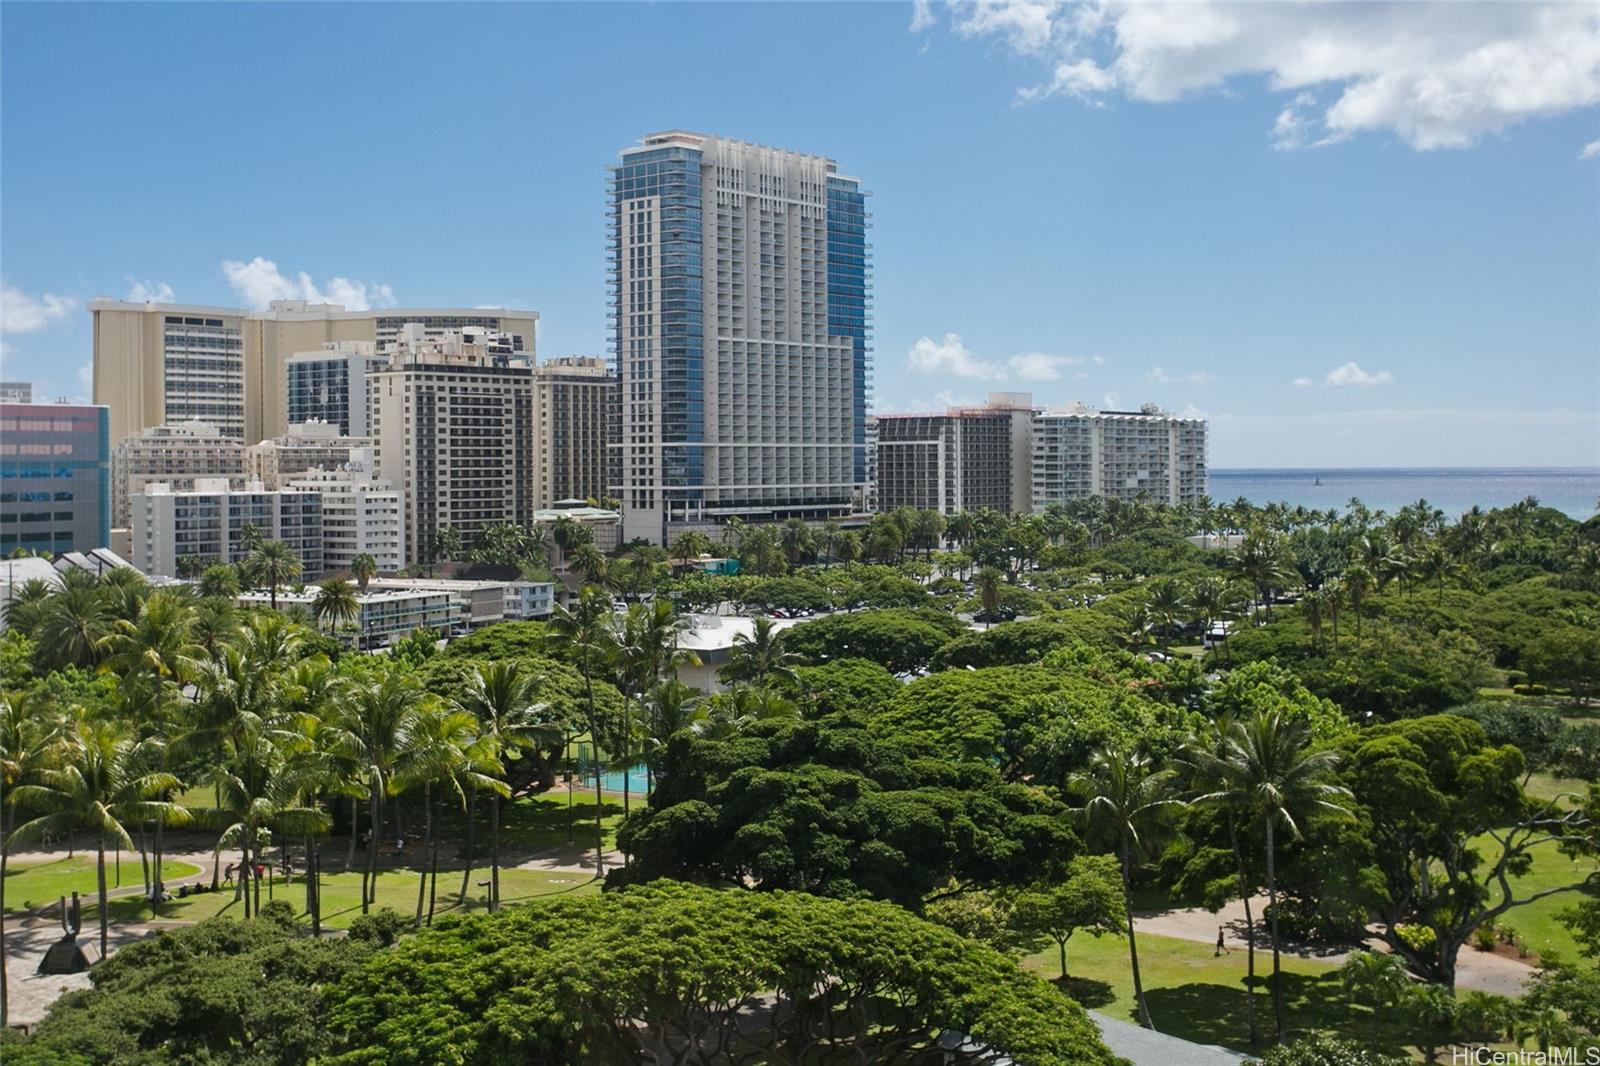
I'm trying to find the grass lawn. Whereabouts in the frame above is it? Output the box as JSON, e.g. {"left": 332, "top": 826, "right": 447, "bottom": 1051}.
{"left": 4, "top": 856, "right": 202, "bottom": 912}
{"left": 434, "top": 789, "right": 627, "bottom": 854}
{"left": 1021, "top": 930, "right": 1418, "bottom": 1057}
{"left": 1523, "top": 771, "right": 1593, "bottom": 807}
{"left": 86, "top": 865, "right": 599, "bottom": 929}
{"left": 1479, "top": 837, "right": 1599, "bottom": 963}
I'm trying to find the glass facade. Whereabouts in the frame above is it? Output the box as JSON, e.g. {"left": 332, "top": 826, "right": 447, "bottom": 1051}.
{"left": 0, "top": 404, "right": 111, "bottom": 553}
{"left": 827, "top": 175, "right": 870, "bottom": 486}
{"left": 612, "top": 145, "right": 705, "bottom": 504}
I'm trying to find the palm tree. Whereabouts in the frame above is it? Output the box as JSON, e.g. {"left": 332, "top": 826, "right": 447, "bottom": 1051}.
{"left": 779, "top": 518, "right": 814, "bottom": 567}
{"left": 398, "top": 701, "right": 501, "bottom": 926}
{"left": 1199, "top": 710, "right": 1352, "bottom": 1043}
{"left": 1069, "top": 745, "right": 1183, "bottom": 1030}
{"left": 7, "top": 720, "right": 185, "bottom": 957}
{"left": 668, "top": 531, "right": 711, "bottom": 573}
{"left": 569, "top": 543, "right": 610, "bottom": 589}
{"left": 1145, "top": 578, "right": 1189, "bottom": 650}
{"left": 250, "top": 541, "right": 302, "bottom": 609}
{"left": 237, "top": 522, "right": 265, "bottom": 554}
{"left": 204, "top": 723, "right": 324, "bottom": 919}
{"left": 343, "top": 669, "right": 422, "bottom": 912}
{"left": 0, "top": 694, "right": 64, "bottom": 1026}
{"left": 34, "top": 581, "right": 112, "bottom": 670}
{"left": 544, "top": 588, "right": 616, "bottom": 876}
{"left": 1343, "top": 562, "right": 1373, "bottom": 639}
{"left": 429, "top": 525, "right": 463, "bottom": 570}
{"left": 692, "top": 684, "right": 802, "bottom": 739}
{"left": 350, "top": 553, "right": 379, "bottom": 592}
{"left": 197, "top": 564, "right": 241, "bottom": 600}
{"left": 1182, "top": 713, "right": 1263, "bottom": 1045}
{"left": 1299, "top": 589, "right": 1326, "bottom": 650}
{"left": 832, "top": 529, "right": 862, "bottom": 564}
{"left": 311, "top": 577, "right": 359, "bottom": 635}
{"left": 458, "top": 662, "right": 550, "bottom": 910}
{"left": 974, "top": 566, "right": 1004, "bottom": 628}
{"left": 721, "top": 616, "right": 803, "bottom": 687}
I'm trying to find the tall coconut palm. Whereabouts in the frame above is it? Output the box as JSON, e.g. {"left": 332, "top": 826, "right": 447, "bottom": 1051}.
{"left": 34, "top": 581, "right": 113, "bottom": 670}
{"left": 311, "top": 577, "right": 359, "bottom": 635}
{"left": 569, "top": 543, "right": 610, "bottom": 589}
{"left": 1144, "top": 578, "right": 1190, "bottom": 650}
{"left": 197, "top": 564, "right": 241, "bottom": 600}
{"left": 721, "top": 616, "right": 802, "bottom": 688}
{"left": 458, "top": 662, "right": 551, "bottom": 910}
{"left": 668, "top": 531, "right": 711, "bottom": 573}
{"left": 1181, "top": 713, "right": 1263, "bottom": 1045}
{"left": 398, "top": 701, "right": 501, "bottom": 926}
{"left": 544, "top": 588, "right": 617, "bottom": 876}
{"left": 250, "top": 541, "right": 302, "bottom": 610}
{"left": 1069, "top": 745, "right": 1183, "bottom": 1030}
{"left": 1299, "top": 589, "right": 1326, "bottom": 650}
{"left": 1342, "top": 563, "right": 1373, "bottom": 640}
{"left": 350, "top": 553, "right": 379, "bottom": 592}
{"left": 342, "top": 668, "right": 421, "bottom": 912}
{"left": 204, "top": 723, "right": 324, "bottom": 918}
{"left": 7, "top": 720, "right": 186, "bottom": 957}
{"left": 1198, "top": 710, "right": 1352, "bottom": 1043}
{"left": 1, "top": 576, "right": 54, "bottom": 635}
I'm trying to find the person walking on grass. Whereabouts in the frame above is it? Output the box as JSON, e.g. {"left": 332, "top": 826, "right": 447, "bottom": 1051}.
{"left": 1216, "top": 925, "right": 1231, "bottom": 956}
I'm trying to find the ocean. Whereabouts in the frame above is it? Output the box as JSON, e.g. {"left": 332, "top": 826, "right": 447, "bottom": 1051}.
{"left": 1208, "top": 468, "right": 1600, "bottom": 520}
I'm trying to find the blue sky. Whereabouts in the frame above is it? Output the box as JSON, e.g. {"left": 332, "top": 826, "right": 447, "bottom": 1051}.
{"left": 2, "top": 1, "right": 1597, "bottom": 467}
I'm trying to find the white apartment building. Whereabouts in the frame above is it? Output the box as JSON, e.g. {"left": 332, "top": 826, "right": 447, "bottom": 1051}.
{"left": 111, "top": 420, "right": 248, "bottom": 528}
{"left": 246, "top": 420, "right": 369, "bottom": 487}
{"left": 608, "top": 131, "right": 871, "bottom": 544}
{"left": 1031, "top": 402, "right": 1208, "bottom": 508}
{"left": 131, "top": 478, "right": 323, "bottom": 579}
{"left": 238, "top": 586, "right": 455, "bottom": 649}
{"left": 91, "top": 298, "right": 537, "bottom": 445}
{"left": 532, "top": 356, "right": 614, "bottom": 508}
{"left": 366, "top": 575, "right": 556, "bottom": 631}
{"left": 287, "top": 450, "right": 404, "bottom": 574}
{"left": 286, "top": 341, "right": 388, "bottom": 437}
{"left": 370, "top": 326, "right": 535, "bottom": 564}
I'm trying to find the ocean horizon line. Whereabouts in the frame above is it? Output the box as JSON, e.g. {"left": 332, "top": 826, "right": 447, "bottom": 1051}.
{"left": 1211, "top": 465, "right": 1600, "bottom": 474}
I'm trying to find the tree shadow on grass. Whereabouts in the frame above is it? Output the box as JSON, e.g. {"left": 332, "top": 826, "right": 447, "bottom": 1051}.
{"left": 1054, "top": 976, "right": 1115, "bottom": 1008}
{"left": 1142, "top": 971, "right": 1413, "bottom": 1058}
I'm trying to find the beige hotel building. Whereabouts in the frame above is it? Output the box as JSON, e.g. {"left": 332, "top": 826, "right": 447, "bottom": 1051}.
{"left": 91, "top": 299, "right": 538, "bottom": 446}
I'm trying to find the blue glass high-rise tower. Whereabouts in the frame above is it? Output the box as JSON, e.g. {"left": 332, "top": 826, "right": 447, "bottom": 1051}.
{"left": 609, "top": 131, "right": 870, "bottom": 545}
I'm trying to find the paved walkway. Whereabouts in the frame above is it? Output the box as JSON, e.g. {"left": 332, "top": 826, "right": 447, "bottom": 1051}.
{"left": 1134, "top": 896, "right": 1536, "bottom": 997}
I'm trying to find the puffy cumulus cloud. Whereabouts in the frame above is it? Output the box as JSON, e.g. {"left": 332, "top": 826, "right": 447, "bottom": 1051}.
{"left": 221, "top": 257, "right": 397, "bottom": 312}
{"left": 1581, "top": 140, "right": 1600, "bottom": 159}
{"left": 1008, "top": 351, "right": 1087, "bottom": 380}
{"left": 1324, "top": 361, "right": 1393, "bottom": 387}
{"left": 1, "top": 283, "right": 75, "bottom": 334}
{"left": 125, "top": 279, "right": 175, "bottom": 304}
{"left": 907, "top": 333, "right": 1003, "bottom": 378}
{"left": 919, "top": 1, "right": 1600, "bottom": 150}
{"left": 1147, "top": 366, "right": 1215, "bottom": 385}
{"left": 910, "top": 0, "right": 935, "bottom": 33}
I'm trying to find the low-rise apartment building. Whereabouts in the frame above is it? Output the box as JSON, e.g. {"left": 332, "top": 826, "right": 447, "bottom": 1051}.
{"left": 1032, "top": 402, "right": 1208, "bottom": 507}
{"left": 131, "top": 478, "right": 322, "bottom": 578}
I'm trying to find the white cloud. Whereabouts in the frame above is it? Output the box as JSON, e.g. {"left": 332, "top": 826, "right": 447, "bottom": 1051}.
{"left": 0, "top": 283, "right": 75, "bottom": 334}
{"left": 923, "top": 2, "right": 1600, "bottom": 151}
{"left": 125, "top": 278, "right": 175, "bottom": 304}
{"left": 907, "top": 332, "right": 1002, "bottom": 378}
{"left": 1581, "top": 139, "right": 1600, "bottom": 159}
{"left": 1009, "top": 351, "right": 1086, "bottom": 380}
{"left": 1147, "top": 365, "right": 1214, "bottom": 385}
{"left": 910, "top": 0, "right": 935, "bottom": 33}
{"left": 1292, "top": 377, "right": 1316, "bottom": 388}
{"left": 949, "top": 0, "right": 1059, "bottom": 55}
{"left": 1324, "top": 361, "right": 1394, "bottom": 387}
{"left": 74, "top": 362, "right": 92, "bottom": 403}
{"left": 221, "top": 257, "right": 397, "bottom": 312}
{"left": 1102, "top": 391, "right": 1122, "bottom": 409}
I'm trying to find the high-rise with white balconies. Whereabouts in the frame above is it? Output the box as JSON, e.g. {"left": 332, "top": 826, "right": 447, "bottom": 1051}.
{"left": 608, "top": 131, "right": 870, "bottom": 545}
{"left": 1031, "top": 402, "right": 1208, "bottom": 507}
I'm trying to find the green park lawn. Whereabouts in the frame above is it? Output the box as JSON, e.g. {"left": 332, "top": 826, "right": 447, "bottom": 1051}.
{"left": 1483, "top": 837, "right": 1598, "bottom": 964}
{"left": 4, "top": 856, "right": 202, "bottom": 912}
{"left": 87, "top": 865, "right": 599, "bottom": 929}
{"left": 1021, "top": 930, "right": 1417, "bottom": 1057}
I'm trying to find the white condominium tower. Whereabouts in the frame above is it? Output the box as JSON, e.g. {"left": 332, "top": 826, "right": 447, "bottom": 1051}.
{"left": 608, "top": 130, "right": 871, "bottom": 545}
{"left": 91, "top": 299, "right": 537, "bottom": 445}
{"left": 532, "top": 356, "right": 615, "bottom": 508}
{"left": 1031, "top": 402, "right": 1208, "bottom": 507}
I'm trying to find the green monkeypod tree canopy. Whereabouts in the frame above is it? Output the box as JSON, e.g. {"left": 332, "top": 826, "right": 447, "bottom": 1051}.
{"left": 327, "top": 881, "right": 1121, "bottom": 1066}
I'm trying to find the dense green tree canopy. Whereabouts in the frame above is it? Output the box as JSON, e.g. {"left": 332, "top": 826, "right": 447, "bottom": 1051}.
{"left": 780, "top": 608, "right": 968, "bottom": 673}
{"left": 327, "top": 882, "right": 1120, "bottom": 1066}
